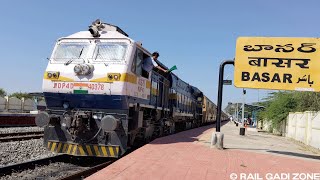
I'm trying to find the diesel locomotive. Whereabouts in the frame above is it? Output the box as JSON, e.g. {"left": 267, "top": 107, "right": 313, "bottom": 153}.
{"left": 36, "top": 19, "right": 228, "bottom": 158}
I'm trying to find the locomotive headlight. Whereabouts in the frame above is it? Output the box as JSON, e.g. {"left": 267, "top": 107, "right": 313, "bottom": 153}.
{"left": 107, "top": 73, "right": 121, "bottom": 81}
{"left": 93, "top": 113, "right": 103, "bottom": 120}
{"left": 46, "top": 71, "right": 60, "bottom": 79}
{"left": 74, "top": 64, "right": 94, "bottom": 75}
{"left": 82, "top": 64, "right": 91, "bottom": 75}
{"left": 74, "top": 64, "right": 82, "bottom": 74}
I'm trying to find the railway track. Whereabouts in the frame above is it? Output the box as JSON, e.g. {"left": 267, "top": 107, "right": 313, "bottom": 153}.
{"left": 0, "top": 154, "right": 114, "bottom": 179}
{"left": 0, "top": 131, "right": 44, "bottom": 142}
{"left": 0, "top": 155, "right": 66, "bottom": 176}
{"left": 59, "top": 160, "right": 114, "bottom": 180}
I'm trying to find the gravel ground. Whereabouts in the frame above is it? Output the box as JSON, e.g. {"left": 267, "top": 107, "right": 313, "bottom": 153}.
{"left": 0, "top": 138, "right": 55, "bottom": 167}
{"left": 0, "top": 127, "right": 43, "bottom": 134}
{"left": 0, "top": 162, "right": 85, "bottom": 180}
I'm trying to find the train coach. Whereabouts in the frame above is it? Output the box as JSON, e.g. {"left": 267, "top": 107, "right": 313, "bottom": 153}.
{"left": 35, "top": 19, "right": 227, "bottom": 158}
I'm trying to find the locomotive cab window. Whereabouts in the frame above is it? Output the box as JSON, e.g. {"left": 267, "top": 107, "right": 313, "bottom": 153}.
{"left": 53, "top": 42, "right": 90, "bottom": 62}
{"left": 132, "top": 48, "right": 150, "bottom": 79}
{"left": 93, "top": 42, "right": 128, "bottom": 62}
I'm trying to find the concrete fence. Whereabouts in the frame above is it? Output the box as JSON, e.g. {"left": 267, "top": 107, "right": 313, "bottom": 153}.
{"left": 0, "top": 96, "right": 47, "bottom": 113}
{"left": 0, "top": 97, "right": 6, "bottom": 112}
{"left": 257, "top": 119, "right": 286, "bottom": 136}
{"left": 286, "top": 111, "right": 320, "bottom": 150}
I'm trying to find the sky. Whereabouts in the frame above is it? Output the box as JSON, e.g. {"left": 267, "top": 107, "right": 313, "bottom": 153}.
{"left": 0, "top": 0, "right": 319, "bottom": 108}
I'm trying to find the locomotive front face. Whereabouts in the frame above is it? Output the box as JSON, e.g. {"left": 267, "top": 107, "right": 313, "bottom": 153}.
{"left": 37, "top": 31, "right": 138, "bottom": 157}
{"left": 43, "top": 38, "right": 131, "bottom": 98}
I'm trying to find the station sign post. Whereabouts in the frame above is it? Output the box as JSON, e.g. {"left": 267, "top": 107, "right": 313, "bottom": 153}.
{"left": 234, "top": 37, "right": 320, "bottom": 91}
{"left": 214, "top": 37, "right": 320, "bottom": 149}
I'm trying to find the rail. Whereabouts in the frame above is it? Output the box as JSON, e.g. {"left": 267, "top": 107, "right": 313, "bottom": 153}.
{"left": 0, "top": 131, "right": 44, "bottom": 142}
{"left": 60, "top": 160, "right": 114, "bottom": 180}
{"left": 0, "top": 155, "right": 67, "bottom": 176}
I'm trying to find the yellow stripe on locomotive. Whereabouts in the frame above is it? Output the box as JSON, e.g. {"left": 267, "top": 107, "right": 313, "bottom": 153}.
{"left": 47, "top": 141, "right": 120, "bottom": 158}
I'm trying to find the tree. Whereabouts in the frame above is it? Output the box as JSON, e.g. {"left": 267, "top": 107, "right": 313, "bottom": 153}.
{"left": 224, "top": 102, "right": 236, "bottom": 115}
{"left": 0, "top": 88, "right": 6, "bottom": 97}
{"left": 9, "top": 92, "right": 32, "bottom": 100}
{"left": 293, "top": 91, "right": 320, "bottom": 111}
{"left": 257, "top": 90, "right": 320, "bottom": 131}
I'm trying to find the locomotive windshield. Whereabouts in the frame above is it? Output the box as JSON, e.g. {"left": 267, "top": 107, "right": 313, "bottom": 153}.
{"left": 52, "top": 42, "right": 90, "bottom": 62}
{"left": 93, "top": 42, "right": 128, "bottom": 62}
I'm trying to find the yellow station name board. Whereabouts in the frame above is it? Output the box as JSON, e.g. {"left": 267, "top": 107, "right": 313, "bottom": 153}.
{"left": 234, "top": 37, "right": 320, "bottom": 91}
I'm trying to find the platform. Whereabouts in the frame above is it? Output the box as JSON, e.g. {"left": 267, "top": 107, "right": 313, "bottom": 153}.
{"left": 87, "top": 121, "right": 320, "bottom": 180}
{"left": 0, "top": 113, "right": 36, "bottom": 126}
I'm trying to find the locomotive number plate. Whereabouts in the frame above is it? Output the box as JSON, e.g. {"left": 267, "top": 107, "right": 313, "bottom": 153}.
{"left": 53, "top": 82, "right": 105, "bottom": 91}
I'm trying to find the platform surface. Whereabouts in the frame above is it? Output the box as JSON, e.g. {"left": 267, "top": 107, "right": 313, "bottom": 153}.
{"left": 87, "top": 122, "right": 320, "bottom": 180}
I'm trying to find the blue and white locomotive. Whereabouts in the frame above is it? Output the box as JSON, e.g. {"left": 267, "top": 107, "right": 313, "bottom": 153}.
{"left": 36, "top": 19, "right": 225, "bottom": 158}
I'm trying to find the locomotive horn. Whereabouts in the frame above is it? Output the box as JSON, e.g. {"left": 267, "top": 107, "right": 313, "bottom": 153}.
{"left": 88, "top": 19, "right": 105, "bottom": 37}
{"left": 89, "top": 25, "right": 100, "bottom": 37}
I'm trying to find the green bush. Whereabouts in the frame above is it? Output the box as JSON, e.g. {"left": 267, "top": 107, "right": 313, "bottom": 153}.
{"left": 257, "top": 91, "right": 320, "bottom": 130}
{"left": 9, "top": 92, "right": 32, "bottom": 100}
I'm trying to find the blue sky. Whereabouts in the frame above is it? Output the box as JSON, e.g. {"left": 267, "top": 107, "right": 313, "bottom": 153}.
{"left": 0, "top": 0, "right": 319, "bottom": 108}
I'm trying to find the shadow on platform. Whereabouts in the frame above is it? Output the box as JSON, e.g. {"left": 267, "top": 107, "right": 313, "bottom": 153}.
{"left": 150, "top": 120, "right": 229, "bottom": 145}
{"left": 224, "top": 147, "right": 320, "bottom": 161}
{"left": 267, "top": 150, "right": 320, "bottom": 160}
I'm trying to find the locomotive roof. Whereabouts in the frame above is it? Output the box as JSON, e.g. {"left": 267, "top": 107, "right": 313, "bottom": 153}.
{"left": 60, "top": 24, "right": 205, "bottom": 99}
{"left": 60, "top": 31, "right": 133, "bottom": 41}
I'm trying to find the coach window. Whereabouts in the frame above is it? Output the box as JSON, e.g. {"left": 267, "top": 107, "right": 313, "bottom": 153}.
{"left": 186, "top": 97, "right": 188, "bottom": 112}
{"left": 173, "top": 89, "right": 177, "bottom": 107}
{"left": 180, "top": 94, "right": 182, "bottom": 109}
{"left": 188, "top": 98, "right": 190, "bottom": 112}
{"left": 186, "top": 96, "right": 189, "bottom": 112}
{"left": 186, "top": 96, "right": 188, "bottom": 112}
{"left": 177, "top": 93, "right": 180, "bottom": 109}
{"left": 182, "top": 95, "right": 185, "bottom": 112}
